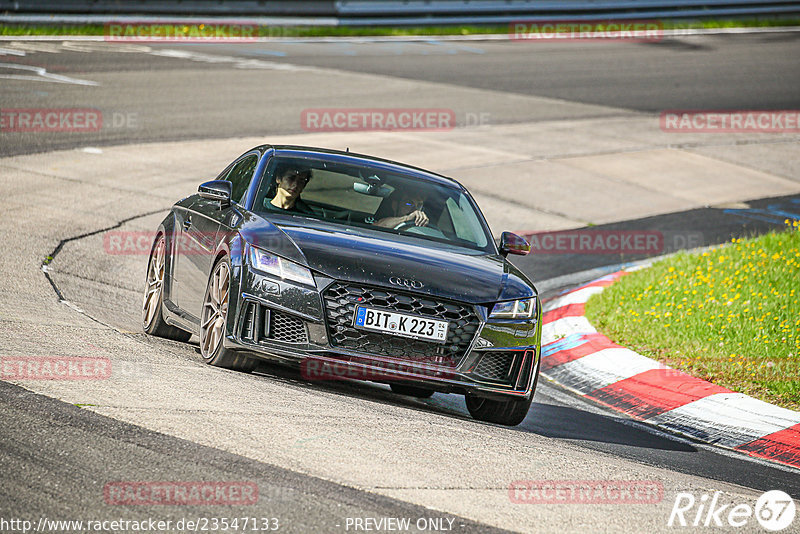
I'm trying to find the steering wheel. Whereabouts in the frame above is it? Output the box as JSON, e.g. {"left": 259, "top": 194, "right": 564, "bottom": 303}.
{"left": 393, "top": 220, "right": 417, "bottom": 231}
{"left": 394, "top": 220, "right": 439, "bottom": 232}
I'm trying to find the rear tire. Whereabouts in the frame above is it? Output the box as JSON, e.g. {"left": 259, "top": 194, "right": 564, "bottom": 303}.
{"left": 390, "top": 383, "right": 435, "bottom": 398}
{"left": 142, "top": 234, "right": 192, "bottom": 342}
{"left": 200, "top": 256, "right": 255, "bottom": 373}
{"left": 465, "top": 393, "right": 533, "bottom": 426}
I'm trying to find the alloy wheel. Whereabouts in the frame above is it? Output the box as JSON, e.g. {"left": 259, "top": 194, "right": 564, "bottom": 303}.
{"left": 200, "top": 260, "right": 230, "bottom": 358}
{"left": 142, "top": 237, "right": 165, "bottom": 330}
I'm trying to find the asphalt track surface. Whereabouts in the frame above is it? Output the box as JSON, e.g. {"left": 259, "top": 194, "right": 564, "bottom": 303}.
{"left": 1, "top": 34, "right": 800, "bottom": 533}
{"left": 0, "top": 381, "right": 506, "bottom": 534}
{"left": 2, "top": 32, "right": 799, "bottom": 156}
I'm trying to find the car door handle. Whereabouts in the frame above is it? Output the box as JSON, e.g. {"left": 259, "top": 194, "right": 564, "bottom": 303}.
{"left": 183, "top": 216, "right": 192, "bottom": 230}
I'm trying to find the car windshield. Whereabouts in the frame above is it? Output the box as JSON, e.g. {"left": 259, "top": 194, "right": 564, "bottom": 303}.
{"left": 253, "top": 155, "right": 494, "bottom": 253}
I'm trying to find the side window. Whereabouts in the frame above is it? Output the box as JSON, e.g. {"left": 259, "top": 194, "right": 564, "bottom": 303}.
{"left": 225, "top": 155, "right": 258, "bottom": 205}
{"left": 445, "top": 194, "right": 488, "bottom": 248}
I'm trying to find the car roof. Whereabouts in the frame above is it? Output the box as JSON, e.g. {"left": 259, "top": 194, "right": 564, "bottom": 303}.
{"left": 253, "top": 144, "right": 467, "bottom": 191}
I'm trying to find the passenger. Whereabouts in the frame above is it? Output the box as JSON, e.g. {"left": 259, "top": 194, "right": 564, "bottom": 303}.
{"left": 265, "top": 165, "right": 313, "bottom": 214}
{"left": 375, "top": 190, "right": 429, "bottom": 228}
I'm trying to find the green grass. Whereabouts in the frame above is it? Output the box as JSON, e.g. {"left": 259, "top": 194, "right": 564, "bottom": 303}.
{"left": 585, "top": 221, "right": 800, "bottom": 411}
{"left": 1, "top": 18, "right": 799, "bottom": 37}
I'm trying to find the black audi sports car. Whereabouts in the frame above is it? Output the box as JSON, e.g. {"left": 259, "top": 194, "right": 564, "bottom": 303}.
{"left": 143, "top": 145, "right": 541, "bottom": 425}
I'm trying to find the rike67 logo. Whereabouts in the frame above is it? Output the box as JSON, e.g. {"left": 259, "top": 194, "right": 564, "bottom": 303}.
{"left": 668, "top": 490, "right": 796, "bottom": 531}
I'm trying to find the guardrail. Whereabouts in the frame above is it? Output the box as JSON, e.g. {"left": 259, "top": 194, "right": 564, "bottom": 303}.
{"left": 1, "top": 0, "right": 798, "bottom": 24}
{"left": 0, "top": 1, "right": 335, "bottom": 16}
{"left": 336, "top": 0, "right": 800, "bottom": 14}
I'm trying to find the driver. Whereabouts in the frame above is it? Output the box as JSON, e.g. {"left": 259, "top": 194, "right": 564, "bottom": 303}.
{"left": 265, "top": 164, "right": 313, "bottom": 214}
{"left": 375, "top": 190, "right": 429, "bottom": 228}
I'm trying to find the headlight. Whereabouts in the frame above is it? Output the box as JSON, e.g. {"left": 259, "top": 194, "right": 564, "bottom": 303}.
{"left": 248, "top": 245, "right": 315, "bottom": 287}
{"left": 489, "top": 298, "right": 536, "bottom": 319}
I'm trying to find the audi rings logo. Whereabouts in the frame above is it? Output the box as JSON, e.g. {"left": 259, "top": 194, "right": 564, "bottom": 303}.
{"left": 389, "top": 277, "right": 424, "bottom": 289}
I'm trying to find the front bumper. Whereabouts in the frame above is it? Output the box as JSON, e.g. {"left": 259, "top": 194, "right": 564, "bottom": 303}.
{"left": 226, "top": 265, "right": 541, "bottom": 400}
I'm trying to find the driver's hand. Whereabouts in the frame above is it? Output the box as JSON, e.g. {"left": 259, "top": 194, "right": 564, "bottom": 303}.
{"left": 406, "top": 209, "right": 429, "bottom": 227}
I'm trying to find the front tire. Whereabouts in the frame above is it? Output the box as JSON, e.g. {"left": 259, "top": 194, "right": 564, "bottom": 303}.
{"left": 200, "top": 256, "right": 255, "bottom": 373}
{"left": 465, "top": 393, "right": 533, "bottom": 426}
{"left": 142, "top": 234, "right": 191, "bottom": 342}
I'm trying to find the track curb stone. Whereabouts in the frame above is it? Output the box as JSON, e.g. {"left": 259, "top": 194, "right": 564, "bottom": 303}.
{"left": 540, "top": 271, "right": 800, "bottom": 470}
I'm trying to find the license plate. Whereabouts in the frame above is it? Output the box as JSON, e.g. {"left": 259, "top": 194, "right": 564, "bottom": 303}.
{"left": 354, "top": 306, "right": 448, "bottom": 343}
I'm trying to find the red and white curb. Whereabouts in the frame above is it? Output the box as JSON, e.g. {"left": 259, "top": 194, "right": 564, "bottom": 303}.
{"left": 541, "top": 271, "right": 800, "bottom": 470}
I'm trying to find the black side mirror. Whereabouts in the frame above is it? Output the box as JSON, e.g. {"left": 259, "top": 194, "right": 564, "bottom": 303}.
{"left": 198, "top": 180, "right": 232, "bottom": 206}
{"left": 499, "top": 232, "right": 531, "bottom": 257}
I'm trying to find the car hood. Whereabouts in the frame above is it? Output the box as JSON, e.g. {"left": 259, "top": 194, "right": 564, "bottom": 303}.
{"left": 265, "top": 221, "right": 535, "bottom": 304}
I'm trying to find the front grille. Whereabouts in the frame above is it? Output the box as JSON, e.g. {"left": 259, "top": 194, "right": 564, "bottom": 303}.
{"left": 323, "top": 282, "right": 479, "bottom": 367}
{"left": 473, "top": 352, "right": 516, "bottom": 381}
{"left": 240, "top": 302, "right": 308, "bottom": 344}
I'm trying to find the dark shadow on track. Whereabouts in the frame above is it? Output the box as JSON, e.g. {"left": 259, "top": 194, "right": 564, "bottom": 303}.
{"left": 254, "top": 359, "right": 695, "bottom": 454}
{"left": 247, "top": 360, "right": 800, "bottom": 499}
{"left": 521, "top": 402, "right": 696, "bottom": 452}
{"left": 251, "top": 360, "right": 476, "bottom": 422}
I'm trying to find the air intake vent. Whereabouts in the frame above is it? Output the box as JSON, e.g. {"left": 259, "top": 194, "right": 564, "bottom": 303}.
{"left": 240, "top": 302, "right": 308, "bottom": 345}
{"left": 473, "top": 352, "right": 516, "bottom": 382}
{"left": 268, "top": 311, "right": 308, "bottom": 344}
{"left": 241, "top": 302, "right": 257, "bottom": 341}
